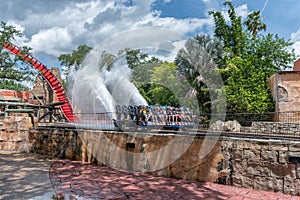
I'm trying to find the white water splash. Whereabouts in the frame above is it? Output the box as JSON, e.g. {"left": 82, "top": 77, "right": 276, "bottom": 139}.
{"left": 104, "top": 57, "right": 148, "bottom": 106}
{"left": 71, "top": 50, "right": 147, "bottom": 117}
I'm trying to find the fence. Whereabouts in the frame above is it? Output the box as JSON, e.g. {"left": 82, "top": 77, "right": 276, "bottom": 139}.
{"left": 73, "top": 112, "right": 116, "bottom": 130}
{"left": 2, "top": 108, "right": 300, "bottom": 139}
{"left": 198, "top": 111, "right": 300, "bottom": 139}
{"left": 0, "top": 112, "right": 4, "bottom": 126}
{"left": 200, "top": 111, "right": 300, "bottom": 126}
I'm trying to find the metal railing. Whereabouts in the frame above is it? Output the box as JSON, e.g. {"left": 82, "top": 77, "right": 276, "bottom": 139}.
{"left": 73, "top": 112, "right": 116, "bottom": 130}
{"left": 198, "top": 111, "right": 300, "bottom": 139}
{"left": 199, "top": 111, "right": 300, "bottom": 125}
{"left": 2, "top": 107, "right": 300, "bottom": 139}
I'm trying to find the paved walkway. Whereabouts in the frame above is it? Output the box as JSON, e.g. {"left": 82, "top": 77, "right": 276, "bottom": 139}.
{"left": 1, "top": 151, "right": 300, "bottom": 200}
{"left": 0, "top": 151, "right": 56, "bottom": 200}
{"left": 50, "top": 160, "right": 300, "bottom": 200}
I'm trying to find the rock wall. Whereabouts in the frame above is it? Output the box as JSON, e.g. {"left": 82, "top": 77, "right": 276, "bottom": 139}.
{"left": 0, "top": 116, "right": 33, "bottom": 152}
{"left": 29, "top": 129, "right": 224, "bottom": 183}
{"left": 222, "top": 138, "right": 300, "bottom": 196}
{"left": 1, "top": 118, "right": 299, "bottom": 196}
{"left": 29, "top": 128, "right": 84, "bottom": 161}
{"left": 28, "top": 128, "right": 300, "bottom": 196}
{"left": 250, "top": 122, "right": 300, "bottom": 135}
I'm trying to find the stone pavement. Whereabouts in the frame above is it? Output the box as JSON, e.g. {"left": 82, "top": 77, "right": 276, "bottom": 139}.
{"left": 1, "top": 151, "right": 300, "bottom": 200}
{"left": 0, "top": 151, "right": 56, "bottom": 200}
{"left": 50, "top": 160, "right": 300, "bottom": 200}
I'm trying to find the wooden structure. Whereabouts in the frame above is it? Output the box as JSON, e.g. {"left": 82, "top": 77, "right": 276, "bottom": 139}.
{"left": 0, "top": 101, "right": 66, "bottom": 125}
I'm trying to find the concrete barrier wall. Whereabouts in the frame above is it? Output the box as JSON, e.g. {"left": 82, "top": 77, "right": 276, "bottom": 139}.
{"left": 29, "top": 129, "right": 224, "bottom": 183}
{"left": 28, "top": 128, "right": 300, "bottom": 196}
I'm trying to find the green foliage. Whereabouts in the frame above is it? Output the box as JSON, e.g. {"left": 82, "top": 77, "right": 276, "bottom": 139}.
{"left": 209, "top": 1, "right": 246, "bottom": 56}
{"left": 124, "top": 48, "right": 149, "bottom": 69}
{"left": 148, "top": 62, "right": 180, "bottom": 106}
{"left": 221, "top": 57, "right": 274, "bottom": 113}
{"left": 124, "top": 49, "right": 190, "bottom": 107}
{"left": 244, "top": 11, "right": 266, "bottom": 37}
{"left": 209, "top": 1, "right": 296, "bottom": 113}
{"left": 222, "top": 32, "right": 295, "bottom": 113}
{"left": 175, "top": 1, "right": 296, "bottom": 114}
{"left": 0, "top": 21, "right": 36, "bottom": 91}
{"left": 247, "top": 33, "right": 296, "bottom": 72}
{"left": 175, "top": 35, "right": 224, "bottom": 114}
{"left": 124, "top": 48, "right": 162, "bottom": 104}
{"left": 101, "top": 51, "right": 116, "bottom": 70}
{"left": 58, "top": 44, "right": 92, "bottom": 82}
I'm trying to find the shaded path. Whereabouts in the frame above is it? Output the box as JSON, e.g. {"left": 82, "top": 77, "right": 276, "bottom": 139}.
{"left": 50, "top": 160, "right": 300, "bottom": 200}
{"left": 0, "top": 151, "right": 56, "bottom": 200}
{"left": 1, "top": 151, "right": 299, "bottom": 200}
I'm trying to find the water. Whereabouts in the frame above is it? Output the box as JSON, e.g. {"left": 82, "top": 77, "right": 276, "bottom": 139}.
{"left": 70, "top": 50, "right": 147, "bottom": 120}
{"left": 104, "top": 57, "right": 148, "bottom": 106}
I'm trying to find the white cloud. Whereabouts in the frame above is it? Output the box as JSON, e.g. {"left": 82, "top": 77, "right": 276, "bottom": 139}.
{"left": 291, "top": 29, "right": 300, "bottom": 42}
{"left": 7, "top": 21, "right": 25, "bottom": 34}
{"left": 220, "top": 4, "right": 249, "bottom": 22}
{"left": 159, "top": 17, "right": 211, "bottom": 33}
{"left": 292, "top": 43, "right": 300, "bottom": 58}
{"left": 29, "top": 27, "right": 73, "bottom": 56}
{"left": 236, "top": 4, "right": 249, "bottom": 19}
{"left": 6, "top": 22, "right": 27, "bottom": 46}
{"left": 290, "top": 29, "right": 300, "bottom": 57}
{"left": 2, "top": 0, "right": 216, "bottom": 65}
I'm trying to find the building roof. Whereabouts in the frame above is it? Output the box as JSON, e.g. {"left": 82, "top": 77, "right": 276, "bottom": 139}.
{"left": 0, "top": 89, "right": 30, "bottom": 102}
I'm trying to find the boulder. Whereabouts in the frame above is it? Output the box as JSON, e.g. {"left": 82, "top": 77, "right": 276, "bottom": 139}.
{"left": 210, "top": 120, "right": 241, "bottom": 132}
{"left": 224, "top": 120, "right": 241, "bottom": 132}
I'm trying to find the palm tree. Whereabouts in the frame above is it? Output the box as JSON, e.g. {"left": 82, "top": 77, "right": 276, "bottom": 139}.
{"left": 244, "top": 11, "right": 266, "bottom": 37}
{"left": 174, "top": 35, "right": 225, "bottom": 115}
{"left": 175, "top": 35, "right": 224, "bottom": 80}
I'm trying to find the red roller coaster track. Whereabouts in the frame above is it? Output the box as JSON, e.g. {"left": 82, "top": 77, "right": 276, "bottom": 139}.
{"left": 3, "top": 43, "right": 75, "bottom": 123}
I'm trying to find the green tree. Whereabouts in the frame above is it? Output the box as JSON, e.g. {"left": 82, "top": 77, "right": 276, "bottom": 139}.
{"left": 224, "top": 33, "right": 295, "bottom": 113}
{"left": 58, "top": 44, "right": 92, "bottom": 82}
{"left": 148, "top": 62, "right": 191, "bottom": 107}
{"left": 124, "top": 48, "right": 149, "bottom": 69}
{"left": 244, "top": 11, "right": 266, "bottom": 37}
{"left": 0, "top": 21, "right": 35, "bottom": 91}
{"left": 100, "top": 51, "right": 116, "bottom": 70}
{"left": 222, "top": 57, "right": 274, "bottom": 112}
{"left": 210, "top": 1, "right": 296, "bottom": 113}
{"left": 124, "top": 48, "right": 162, "bottom": 104}
{"left": 175, "top": 35, "right": 224, "bottom": 114}
{"left": 209, "top": 1, "right": 246, "bottom": 56}
{"left": 175, "top": 1, "right": 296, "bottom": 114}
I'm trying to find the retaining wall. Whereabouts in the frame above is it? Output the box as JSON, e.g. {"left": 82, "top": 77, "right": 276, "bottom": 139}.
{"left": 0, "top": 116, "right": 32, "bottom": 152}
{"left": 250, "top": 122, "right": 300, "bottom": 135}
{"left": 29, "top": 128, "right": 300, "bottom": 196}
{"left": 1, "top": 117, "right": 300, "bottom": 196}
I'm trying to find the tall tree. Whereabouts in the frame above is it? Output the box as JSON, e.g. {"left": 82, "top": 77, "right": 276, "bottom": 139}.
{"left": 244, "top": 11, "right": 266, "bottom": 37}
{"left": 209, "top": 1, "right": 246, "bottom": 56}
{"left": 175, "top": 35, "right": 224, "bottom": 114}
{"left": 125, "top": 48, "right": 162, "bottom": 104}
{"left": 0, "top": 21, "right": 35, "bottom": 91}
{"left": 58, "top": 44, "right": 92, "bottom": 83}
{"left": 222, "top": 56, "right": 275, "bottom": 113}
{"left": 176, "top": 1, "right": 296, "bottom": 114}
{"left": 209, "top": 1, "right": 296, "bottom": 113}
{"left": 124, "top": 49, "right": 149, "bottom": 69}
{"left": 148, "top": 62, "right": 194, "bottom": 107}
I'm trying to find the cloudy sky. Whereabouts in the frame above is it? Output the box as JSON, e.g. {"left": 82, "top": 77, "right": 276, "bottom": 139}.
{"left": 1, "top": 0, "right": 300, "bottom": 68}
